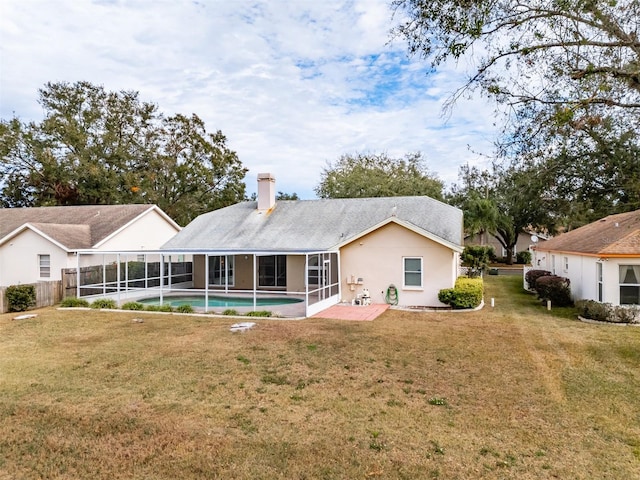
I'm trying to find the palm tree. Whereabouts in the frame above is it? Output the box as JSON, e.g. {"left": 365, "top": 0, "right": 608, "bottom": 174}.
{"left": 464, "top": 195, "right": 499, "bottom": 245}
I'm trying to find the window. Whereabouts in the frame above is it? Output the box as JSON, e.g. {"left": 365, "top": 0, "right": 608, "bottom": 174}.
{"left": 619, "top": 265, "right": 640, "bottom": 305}
{"left": 551, "top": 255, "right": 556, "bottom": 275}
{"left": 209, "top": 255, "right": 234, "bottom": 286}
{"left": 259, "top": 255, "right": 287, "bottom": 287}
{"left": 563, "top": 257, "right": 569, "bottom": 272}
{"left": 403, "top": 257, "right": 422, "bottom": 288}
{"left": 39, "top": 254, "right": 50, "bottom": 278}
{"left": 596, "top": 263, "right": 603, "bottom": 302}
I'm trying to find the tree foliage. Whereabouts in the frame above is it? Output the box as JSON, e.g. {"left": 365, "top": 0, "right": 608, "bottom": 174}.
{"left": 461, "top": 245, "right": 493, "bottom": 277}
{"left": 393, "top": 0, "right": 640, "bottom": 113}
{"left": 394, "top": 1, "right": 640, "bottom": 227}
{"left": 0, "top": 81, "right": 247, "bottom": 225}
{"left": 450, "top": 163, "right": 554, "bottom": 264}
{"left": 315, "top": 152, "right": 443, "bottom": 199}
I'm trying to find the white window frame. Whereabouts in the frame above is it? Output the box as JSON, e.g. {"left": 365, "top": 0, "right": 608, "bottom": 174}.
{"left": 619, "top": 264, "right": 640, "bottom": 305}
{"left": 403, "top": 257, "right": 423, "bottom": 289}
{"left": 596, "top": 262, "right": 603, "bottom": 302}
{"left": 563, "top": 256, "right": 569, "bottom": 273}
{"left": 38, "top": 254, "right": 51, "bottom": 278}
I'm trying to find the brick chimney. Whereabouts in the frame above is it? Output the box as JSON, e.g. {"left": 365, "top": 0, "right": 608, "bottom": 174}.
{"left": 257, "top": 173, "right": 276, "bottom": 211}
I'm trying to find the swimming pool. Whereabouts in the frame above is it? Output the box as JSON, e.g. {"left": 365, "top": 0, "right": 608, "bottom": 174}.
{"left": 138, "top": 294, "right": 303, "bottom": 308}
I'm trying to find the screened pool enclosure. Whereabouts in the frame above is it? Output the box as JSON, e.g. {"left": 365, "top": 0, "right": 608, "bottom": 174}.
{"left": 74, "top": 250, "right": 341, "bottom": 317}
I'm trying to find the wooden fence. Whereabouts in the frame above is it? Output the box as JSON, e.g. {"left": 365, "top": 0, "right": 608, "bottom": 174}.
{"left": 0, "top": 281, "right": 63, "bottom": 313}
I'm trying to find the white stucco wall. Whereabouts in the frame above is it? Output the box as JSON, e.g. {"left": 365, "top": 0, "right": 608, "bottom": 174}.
{"left": 97, "top": 209, "right": 179, "bottom": 251}
{"left": 340, "top": 222, "right": 458, "bottom": 307}
{"left": 534, "top": 248, "right": 640, "bottom": 305}
{"left": 0, "top": 229, "right": 69, "bottom": 285}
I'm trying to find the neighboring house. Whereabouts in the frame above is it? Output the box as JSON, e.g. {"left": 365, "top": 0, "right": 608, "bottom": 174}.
{"left": 533, "top": 209, "right": 640, "bottom": 306}
{"left": 465, "top": 230, "right": 547, "bottom": 260}
{"left": 0, "top": 204, "right": 181, "bottom": 287}
{"left": 162, "top": 173, "right": 464, "bottom": 315}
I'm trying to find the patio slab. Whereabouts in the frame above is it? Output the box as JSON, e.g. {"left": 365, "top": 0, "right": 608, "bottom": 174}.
{"left": 312, "top": 303, "right": 390, "bottom": 321}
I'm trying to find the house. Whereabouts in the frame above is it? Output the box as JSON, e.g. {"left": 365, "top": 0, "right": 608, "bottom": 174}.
{"left": 465, "top": 230, "right": 547, "bottom": 260}
{"left": 532, "top": 209, "right": 640, "bottom": 306}
{"left": 162, "top": 173, "right": 464, "bottom": 315}
{"left": 0, "top": 204, "right": 181, "bottom": 288}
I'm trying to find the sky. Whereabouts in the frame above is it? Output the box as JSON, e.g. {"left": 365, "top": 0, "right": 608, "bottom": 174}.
{"left": 0, "top": 0, "right": 500, "bottom": 199}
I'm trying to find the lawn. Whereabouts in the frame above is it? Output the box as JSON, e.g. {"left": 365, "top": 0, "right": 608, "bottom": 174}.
{"left": 1, "top": 276, "right": 639, "bottom": 479}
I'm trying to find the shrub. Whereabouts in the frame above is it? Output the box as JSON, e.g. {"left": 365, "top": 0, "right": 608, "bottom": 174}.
{"left": 575, "top": 300, "right": 640, "bottom": 324}
{"left": 176, "top": 304, "right": 194, "bottom": 313}
{"left": 461, "top": 246, "right": 492, "bottom": 278}
{"left": 6, "top": 285, "right": 36, "bottom": 312}
{"left": 438, "top": 277, "right": 483, "bottom": 309}
{"left": 245, "top": 310, "right": 272, "bottom": 317}
{"left": 612, "top": 305, "right": 640, "bottom": 324}
{"left": 575, "top": 300, "right": 609, "bottom": 322}
{"left": 60, "top": 297, "right": 90, "bottom": 308}
{"left": 516, "top": 251, "right": 532, "bottom": 265}
{"left": 534, "top": 275, "right": 573, "bottom": 307}
{"left": 223, "top": 309, "right": 239, "bottom": 316}
{"left": 90, "top": 298, "right": 117, "bottom": 309}
{"left": 121, "top": 302, "right": 145, "bottom": 310}
{"left": 145, "top": 304, "right": 173, "bottom": 312}
{"left": 525, "top": 269, "right": 551, "bottom": 290}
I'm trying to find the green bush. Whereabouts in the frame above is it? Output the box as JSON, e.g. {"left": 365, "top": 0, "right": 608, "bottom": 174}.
{"left": 6, "top": 285, "right": 36, "bottom": 312}
{"left": 121, "top": 302, "right": 145, "bottom": 310}
{"left": 223, "top": 309, "right": 239, "bottom": 316}
{"left": 90, "top": 298, "right": 117, "bottom": 309}
{"left": 60, "top": 297, "right": 90, "bottom": 308}
{"left": 245, "top": 310, "right": 272, "bottom": 317}
{"left": 534, "top": 275, "right": 573, "bottom": 307}
{"left": 176, "top": 304, "right": 194, "bottom": 313}
{"left": 525, "top": 269, "right": 551, "bottom": 290}
{"left": 461, "top": 246, "right": 492, "bottom": 278}
{"left": 438, "top": 277, "right": 483, "bottom": 309}
{"left": 516, "top": 251, "right": 532, "bottom": 265}
{"left": 145, "top": 304, "right": 173, "bottom": 312}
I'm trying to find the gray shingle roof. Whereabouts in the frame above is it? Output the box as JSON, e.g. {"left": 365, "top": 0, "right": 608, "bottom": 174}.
{"left": 163, "top": 196, "right": 463, "bottom": 252}
{"left": 0, "top": 204, "right": 158, "bottom": 249}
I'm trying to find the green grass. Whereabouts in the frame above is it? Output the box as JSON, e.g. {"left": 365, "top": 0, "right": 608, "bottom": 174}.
{"left": 1, "top": 276, "right": 639, "bottom": 479}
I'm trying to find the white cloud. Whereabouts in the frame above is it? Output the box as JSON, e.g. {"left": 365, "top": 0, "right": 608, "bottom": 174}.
{"left": 0, "top": 0, "right": 499, "bottom": 198}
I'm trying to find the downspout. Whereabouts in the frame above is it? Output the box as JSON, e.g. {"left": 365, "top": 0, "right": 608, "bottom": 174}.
{"left": 102, "top": 254, "right": 106, "bottom": 296}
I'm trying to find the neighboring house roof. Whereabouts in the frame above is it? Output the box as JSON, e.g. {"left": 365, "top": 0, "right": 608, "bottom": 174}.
{"left": 535, "top": 209, "right": 640, "bottom": 257}
{"left": 163, "top": 196, "right": 463, "bottom": 253}
{"left": 0, "top": 204, "right": 179, "bottom": 250}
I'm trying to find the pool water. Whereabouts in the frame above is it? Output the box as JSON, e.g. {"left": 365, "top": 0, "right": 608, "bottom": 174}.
{"left": 138, "top": 294, "right": 303, "bottom": 308}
